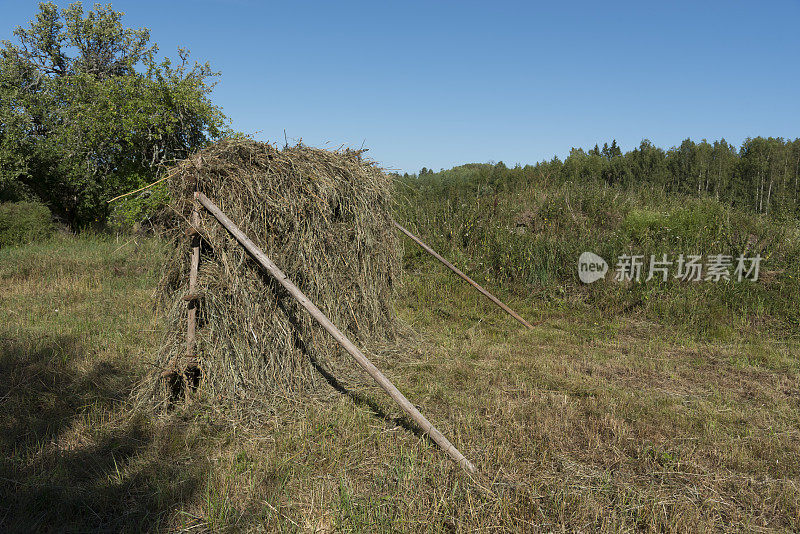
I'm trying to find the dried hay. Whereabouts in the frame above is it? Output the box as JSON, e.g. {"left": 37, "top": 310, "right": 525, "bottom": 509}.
{"left": 139, "top": 138, "right": 400, "bottom": 409}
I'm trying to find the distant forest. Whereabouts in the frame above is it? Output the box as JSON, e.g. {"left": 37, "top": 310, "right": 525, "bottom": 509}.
{"left": 408, "top": 137, "right": 800, "bottom": 219}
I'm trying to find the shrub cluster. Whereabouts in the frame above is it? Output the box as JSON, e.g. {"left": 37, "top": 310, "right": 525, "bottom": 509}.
{"left": 0, "top": 201, "right": 54, "bottom": 248}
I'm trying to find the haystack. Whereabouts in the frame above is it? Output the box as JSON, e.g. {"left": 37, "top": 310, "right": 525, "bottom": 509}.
{"left": 145, "top": 138, "right": 400, "bottom": 406}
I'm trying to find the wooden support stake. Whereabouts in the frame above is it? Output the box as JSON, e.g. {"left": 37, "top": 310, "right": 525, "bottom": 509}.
{"left": 393, "top": 221, "right": 534, "bottom": 330}
{"left": 186, "top": 206, "right": 201, "bottom": 359}
{"left": 195, "top": 192, "right": 477, "bottom": 475}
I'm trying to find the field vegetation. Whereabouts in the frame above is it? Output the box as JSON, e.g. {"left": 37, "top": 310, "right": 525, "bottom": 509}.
{"left": 397, "top": 162, "right": 800, "bottom": 339}
{"left": 1, "top": 167, "right": 798, "bottom": 532}
{"left": 2, "top": 3, "right": 799, "bottom": 532}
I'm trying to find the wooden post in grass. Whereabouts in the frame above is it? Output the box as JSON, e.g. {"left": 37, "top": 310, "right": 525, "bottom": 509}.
{"left": 392, "top": 221, "right": 535, "bottom": 330}
{"left": 195, "top": 192, "right": 477, "bottom": 475}
{"left": 185, "top": 206, "right": 201, "bottom": 369}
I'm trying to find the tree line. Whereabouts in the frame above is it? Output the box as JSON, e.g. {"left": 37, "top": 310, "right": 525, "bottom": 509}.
{"left": 407, "top": 137, "right": 800, "bottom": 220}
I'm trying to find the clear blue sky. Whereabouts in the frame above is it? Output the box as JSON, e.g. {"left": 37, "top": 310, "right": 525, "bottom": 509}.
{"left": 2, "top": 0, "right": 799, "bottom": 173}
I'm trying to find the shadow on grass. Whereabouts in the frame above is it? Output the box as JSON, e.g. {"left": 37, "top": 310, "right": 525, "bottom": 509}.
{"left": 0, "top": 335, "right": 200, "bottom": 533}
{"left": 308, "top": 354, "right": 424, "bottom": 438}
{"left": 258, "top": 270, "right": 427, "bottom": 440}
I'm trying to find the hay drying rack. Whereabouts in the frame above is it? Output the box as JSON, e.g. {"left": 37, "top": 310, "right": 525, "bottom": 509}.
{"left": 169, "top": 190, "right": 534, "bottom": 475}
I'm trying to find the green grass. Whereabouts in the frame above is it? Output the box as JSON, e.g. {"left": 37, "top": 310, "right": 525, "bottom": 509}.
{"left": 1, "top": 227, "right": 799, "bottom": 531}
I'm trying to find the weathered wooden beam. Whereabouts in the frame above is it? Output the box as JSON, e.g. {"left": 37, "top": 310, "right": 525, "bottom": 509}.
{"left": 195, "top": 192, "right": 477, "bottom": 475}
{"left": 186, "top": 206, "right": 201, "bottom": 358}
{"left": 393, "top": 221, "right": 534, "bottom": 330}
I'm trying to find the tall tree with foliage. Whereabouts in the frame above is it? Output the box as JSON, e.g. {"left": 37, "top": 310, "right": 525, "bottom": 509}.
{"left": 0, "top": 2, "right": 227, "bottom": 227}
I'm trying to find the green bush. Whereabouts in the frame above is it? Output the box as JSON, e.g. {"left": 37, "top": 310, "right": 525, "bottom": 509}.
{"left": 0, "top": 201, "right": 55, "bottom": 247}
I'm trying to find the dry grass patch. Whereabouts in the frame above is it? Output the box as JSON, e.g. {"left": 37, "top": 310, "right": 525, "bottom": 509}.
{"left": 1, "top": 234, "right": 798, "bottom": 532}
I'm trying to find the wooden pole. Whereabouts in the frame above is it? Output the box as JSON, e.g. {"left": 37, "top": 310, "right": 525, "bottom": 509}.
{"left": 393, "top": 221, "right": 535, "bottom": 330}
{"left": 195, "top": 192, "right": 477, "bottom": 475}
{"left": 186, "top": 206, "right": 201, "bottom": 360}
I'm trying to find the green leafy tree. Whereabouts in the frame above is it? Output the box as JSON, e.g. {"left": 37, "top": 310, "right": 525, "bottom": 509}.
{"left": 0, "top": 2, "right": 227, "bottom": 227}
{"left": 790, "top": 139, "right": 800, "bottom": 217}
{"left": 666, "top": 138, "right": 697, "bottom": 194}
{"left": 738, "top": 137, "right": 773, "bottom": 214}
{"left": 710, "top": 139, "right": 737, "bottom": 202}
{"left": 600, "top": 140, "right": 622, "bottom": 160}
{"left": 561, "top": 147, "right": 588, "bottom": 182}
{"left": 627, "top": 139, "right": 667, "bottom": 188}
{"left": 694, "top": 139, "right": 713, "bottom": 194}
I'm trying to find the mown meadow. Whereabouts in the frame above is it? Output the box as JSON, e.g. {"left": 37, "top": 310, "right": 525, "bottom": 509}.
{"left": 1, "top": 167, "right": 799, "bottom": 532}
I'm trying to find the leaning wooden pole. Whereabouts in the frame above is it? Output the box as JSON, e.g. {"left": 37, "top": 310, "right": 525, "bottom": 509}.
{"left": 393, "top": 221, "right": 535, "bottom": 330}
{"left": 195, "top": 192, "right": 477, "bottom": 475}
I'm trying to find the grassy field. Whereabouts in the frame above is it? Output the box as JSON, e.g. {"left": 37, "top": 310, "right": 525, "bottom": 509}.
{"left": 1, "top": 227, "right": 798, "bottom": 532}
